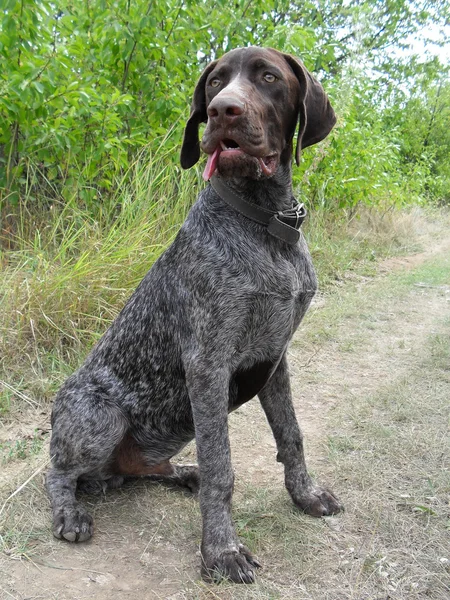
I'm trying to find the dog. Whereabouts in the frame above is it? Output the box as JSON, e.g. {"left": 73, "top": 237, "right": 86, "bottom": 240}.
{"left": 46, "top": 46, "right": 342, "bottom": 584}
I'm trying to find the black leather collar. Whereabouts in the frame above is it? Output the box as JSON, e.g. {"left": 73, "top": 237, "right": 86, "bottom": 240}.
{"left": 210, "top": 175, "right": 306, "bottom": 245}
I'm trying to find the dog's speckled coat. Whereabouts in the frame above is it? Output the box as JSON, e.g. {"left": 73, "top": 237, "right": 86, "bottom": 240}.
{"left": 47, "top": 47, "right": 342, "bottom": 584}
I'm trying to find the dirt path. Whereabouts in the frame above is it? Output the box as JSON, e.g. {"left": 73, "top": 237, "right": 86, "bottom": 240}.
{"left": 1, "top": 228, "right": 449, "bottom": 600}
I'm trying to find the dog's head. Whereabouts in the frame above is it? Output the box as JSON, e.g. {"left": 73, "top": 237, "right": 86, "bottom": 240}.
{"left": 180, "top": 47, "right": 336, "bottom": 180}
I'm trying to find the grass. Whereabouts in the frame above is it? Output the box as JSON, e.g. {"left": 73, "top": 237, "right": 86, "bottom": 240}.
{"left": 322, "top": 333, "right": 450, "bottom": 599}
{"left": 304, "top": 206, "right": 424, "bottom": 286}
{"left": 0, "top": 429, "right": 46, "bottom": 464}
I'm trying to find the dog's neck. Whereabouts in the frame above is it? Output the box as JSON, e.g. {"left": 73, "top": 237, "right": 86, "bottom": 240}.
{"left": 220, "top": 162, "right": 294, "bottom": 212}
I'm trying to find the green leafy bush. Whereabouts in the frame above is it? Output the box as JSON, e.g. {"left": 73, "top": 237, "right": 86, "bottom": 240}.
{"left": 0, "top": 0, "right": 448, "bottom": 217}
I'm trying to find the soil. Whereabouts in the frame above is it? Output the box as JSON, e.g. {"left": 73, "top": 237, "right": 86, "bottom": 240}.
{"left": 1, "top": 228, "right": 449, "bottom": 600}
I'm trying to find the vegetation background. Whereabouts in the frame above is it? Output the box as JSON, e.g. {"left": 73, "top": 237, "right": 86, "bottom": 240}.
{"left": 1, "top": 0, "right": 449, "bottom": 211}
{"left": 1, "top": 2, "right": 450, "bottom": 598}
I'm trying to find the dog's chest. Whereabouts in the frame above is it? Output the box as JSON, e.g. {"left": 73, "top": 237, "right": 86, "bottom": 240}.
{"left": 227, "top": 255, "right": 315, "bottom": 409}
{"left": 238, "top": 288, "right": 310, "bottom": 356}
{"left": 236, "top": 251, "right": 316, "bottom": 358}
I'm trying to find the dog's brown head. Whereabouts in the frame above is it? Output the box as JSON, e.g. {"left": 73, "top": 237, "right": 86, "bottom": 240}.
{"left": 180, "top": 47, "right": 336, "bottom": 180}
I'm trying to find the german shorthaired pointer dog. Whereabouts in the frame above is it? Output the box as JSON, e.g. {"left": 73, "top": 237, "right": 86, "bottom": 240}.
{"left": 46, "top": 47, "right": 342, "bottom": 584}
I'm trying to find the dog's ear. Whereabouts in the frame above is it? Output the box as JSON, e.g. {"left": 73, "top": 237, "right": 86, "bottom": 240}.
{"left": 282, "top": 54, "right": 336, "bottom": 166}
{"left": 180, "top": 60, "right": 218, "bottom": 169}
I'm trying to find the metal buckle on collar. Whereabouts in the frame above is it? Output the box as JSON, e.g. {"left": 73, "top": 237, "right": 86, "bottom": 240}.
{"left": 279, "top": 202, "right": 307, "bottom": 230}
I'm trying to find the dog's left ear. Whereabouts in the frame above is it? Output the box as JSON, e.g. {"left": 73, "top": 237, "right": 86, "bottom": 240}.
{"left": 180, "top": 60, "right": 218, "bottom": 169}
{"left": 282, "top": 54, "right": 336, "bottom": 166}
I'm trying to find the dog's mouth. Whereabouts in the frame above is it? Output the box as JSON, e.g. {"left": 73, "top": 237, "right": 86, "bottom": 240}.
{"left": 203, "top": 139, "right": 278, "bottom": 181}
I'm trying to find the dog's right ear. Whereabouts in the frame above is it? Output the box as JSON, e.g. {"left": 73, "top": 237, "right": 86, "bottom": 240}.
{"left": 180, "top": 60, "right": 218, "bottom": 169}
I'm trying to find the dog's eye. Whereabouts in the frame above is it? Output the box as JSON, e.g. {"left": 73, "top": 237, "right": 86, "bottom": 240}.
{"left": 263, "top": 73, "right": 277, "bottom": 83}
{"left": 210, "top": 78, "right": 221, "bottom": 88}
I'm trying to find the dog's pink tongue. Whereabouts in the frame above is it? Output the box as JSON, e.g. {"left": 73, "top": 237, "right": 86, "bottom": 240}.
{"left": 203, "top": 147, "right": 221, "bottom": 181}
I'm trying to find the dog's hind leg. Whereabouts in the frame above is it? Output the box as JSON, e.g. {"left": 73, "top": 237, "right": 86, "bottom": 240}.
{"left": 111, "top": 433, "right": 200, "bottom": 493}
{"left": 77, "top": 475, "right": 125, "bottom": 496}
{"left": 166, "top": 464, "right": 200, "bottom": 493}
{"left": 144, "top": 464, "right": 200, "bottom": 493}
{"left": 46, "top": 389, "right": 127, "bottom": 542}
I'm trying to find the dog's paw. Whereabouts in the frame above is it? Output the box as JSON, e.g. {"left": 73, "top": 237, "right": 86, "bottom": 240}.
{"left": 77, "top": 479, "right": 107, "bottom": 496}
{"left": 166, "top": 464, "right": 200, "bottom": 494}
{"left": 201, "top": 544, "right": 261, "bottom": 584}
{"left": 292, "top": 485, "right": 343, "bottom": 517}
{"left": 52, "top": 505, "right": 93, "bottom": 542}
{"left": 177, "top": 465, "right": 200, "bottom": 494}
{"left": 77, "top": 475, "right": 124, "bottom": 496}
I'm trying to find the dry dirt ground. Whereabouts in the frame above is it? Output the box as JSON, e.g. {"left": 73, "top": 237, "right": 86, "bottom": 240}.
{"left": 1, "top": 221, "right": 449, "bottom": 600}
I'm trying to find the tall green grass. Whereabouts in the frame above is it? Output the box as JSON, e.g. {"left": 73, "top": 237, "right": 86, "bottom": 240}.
{"left": 1, "top": 138, "right": 201, "bottom": 404}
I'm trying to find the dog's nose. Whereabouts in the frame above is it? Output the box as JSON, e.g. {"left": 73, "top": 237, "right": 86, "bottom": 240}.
{"left": 207, "top": 96, "right": 244, "bottom": 122}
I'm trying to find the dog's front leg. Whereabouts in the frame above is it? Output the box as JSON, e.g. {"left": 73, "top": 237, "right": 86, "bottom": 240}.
{"left": 259, "top": 353, "right": 343, "bottom": 517}
{"left": 186, "top": 361, "right": 260, "bottom": 583}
